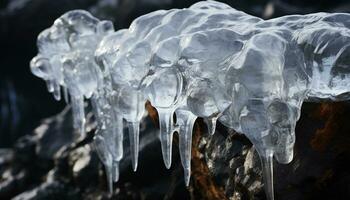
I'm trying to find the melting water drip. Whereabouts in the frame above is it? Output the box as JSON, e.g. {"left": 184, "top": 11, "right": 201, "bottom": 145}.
{"left": 30, "top": 2, "right": 350, "bottom": 199}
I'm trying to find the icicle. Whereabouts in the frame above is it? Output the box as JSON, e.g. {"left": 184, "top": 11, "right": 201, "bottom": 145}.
{"left": 115, "top": 87, "right": 145, "bottom": 170}
{"left": 93, "top": 134, "right": 114, "bottom": 194}
{"left": 176, "top": 109, "right": 197, "bottom": 186}
{"left": 157, "top": 108, "right": 175, "bottom": 169}
{"left": 127, "top": 121, "right": 140, "bottom": 171}
{"left": 114, "top": 114, "right": 124, "bottom": 161}
{"left": 204, "top": 115, "right": 218, "bottom": 135}
{"left": 112, "top": 161, "right": 119, "bottom": 182}
{"left": 63, "top": 87, "right": 70, "bottom": 103}
{"left": 258, "top": 148, "right": 275, "bottom": 200}
{"left": 46, "top": 80, "right": 54, "bottom": 93}
{"left": 104, "top": 164, "right": 113, "bottom": 194}
{"left": 52, "top": 81, "right": 61, "bottom": 101}
{"left": 110, "top": 114, "right": 122, "bottom": 182}
{"left": 91, "top": 93, "right": 122, "bottom": 183}
{"left": 71, "top": 95, "right": 85, "bottom": 136}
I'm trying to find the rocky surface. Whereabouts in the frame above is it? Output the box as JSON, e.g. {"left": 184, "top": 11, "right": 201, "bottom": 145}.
{"left": 1, "top": 102, "right": 350, "bottom": 200}
{"left": 202, "top": 102, "right": 350, "bottom": 200}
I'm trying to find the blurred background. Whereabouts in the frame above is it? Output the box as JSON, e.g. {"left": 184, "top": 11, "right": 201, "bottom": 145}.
{"left": 0, "top": 1, "right": 350, "bottom": 200}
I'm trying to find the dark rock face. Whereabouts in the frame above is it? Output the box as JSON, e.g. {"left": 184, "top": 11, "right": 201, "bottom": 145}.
{"left": 0, "top": 104, "right": 190, "bottom": 200}
{"left": 1, "top": 102, "right": 350, "bottom": 200}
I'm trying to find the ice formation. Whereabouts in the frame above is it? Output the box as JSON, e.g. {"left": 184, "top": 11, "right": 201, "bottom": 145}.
{"left": 30, "top": 1, "right": 350, "bottom": 199}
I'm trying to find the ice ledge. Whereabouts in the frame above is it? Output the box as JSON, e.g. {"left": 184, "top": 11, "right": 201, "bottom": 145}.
{"left": 30, "top": 1, "right": 350, "bottom": 199}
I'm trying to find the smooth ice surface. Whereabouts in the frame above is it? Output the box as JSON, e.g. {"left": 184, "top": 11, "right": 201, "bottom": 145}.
{"left": 31, "top": 1, "right": 350, "bottom": 199}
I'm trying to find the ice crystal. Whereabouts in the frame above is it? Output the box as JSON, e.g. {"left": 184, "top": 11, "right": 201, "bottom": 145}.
{"left": 30, "top": 1, "right": 350, "bottom": 199}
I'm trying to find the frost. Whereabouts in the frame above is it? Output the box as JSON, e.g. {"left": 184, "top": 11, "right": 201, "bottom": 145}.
{"left": 30, "top": 1, "right": 350, "bottom": 199}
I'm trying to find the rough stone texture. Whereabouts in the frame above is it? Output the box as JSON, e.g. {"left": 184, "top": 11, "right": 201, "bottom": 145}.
{"left": 191, "top": 102, "right": 350, "bottom": 200}
{"left": 1, "top": 102, "right": 350, "bottom": 199}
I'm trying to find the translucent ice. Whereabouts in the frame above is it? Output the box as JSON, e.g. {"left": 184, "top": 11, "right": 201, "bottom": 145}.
{"left": 31, "top": 1, "right": 350, "bottom": 199}
{"left": 30, "top": 10, "right": 115, "bottom": 137}
{"left": 30, "top": 10, "right": 123, "bottom": 192}
{"left": 175, "top": 107, "right": 197, "bottom": 186}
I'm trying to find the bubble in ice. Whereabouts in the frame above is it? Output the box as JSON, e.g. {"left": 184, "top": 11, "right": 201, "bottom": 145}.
{"left": 31, "top": 1, "right": 350, "bottom": 199}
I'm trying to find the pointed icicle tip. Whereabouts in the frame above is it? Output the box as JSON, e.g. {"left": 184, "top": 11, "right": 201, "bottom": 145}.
{"left": 63, "top": 87, "right": 70, "bottom": 103}
{"left": 112, "top": 161, "right": 119, "bottom": 182}
{"left": 114, "top": 115, "right": 124, "bottom": 161}
{"left": 158, "top": 109, "right": 175, "bottom": 169}
{"left": 46, "top": 79, "right": 54, "bottom": 93}
{"left": 177, "top": 109, "right": 196, "bottom": 187}
{"left": 53, "top": 82, "right": 61, "bottom": 101}
{"left": 259, "top": 149, "right": 275, "bottom": 200}
{"left": 204, "top": 116, "right": 218, "bottom": 135}
{"left": 184, "top": 168, "right": 191, "bottom": 186}
{"left": 105, "top": 164, "right": 114, "bottom": 195}
{"left": 127, "top": 121, "right": 140, "bottom": 172}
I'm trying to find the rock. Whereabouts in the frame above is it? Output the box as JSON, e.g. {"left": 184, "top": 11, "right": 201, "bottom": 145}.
{"left": 1, "top": 104, "right": 190, "bottom": 199}
{"left": 0, "top": 149, "right": 13, "bottom": 170}
{"left": 1, "top": 100, "right": 350, "bottom": 200}
{"left": 34, "top": 106, "right": 75, "bottom": 160}
{"left": 69, "top": 144, "right": 100, "bottom": 189}
{"left": 12, "top": 181, "right": 80, "bottom": 200}
{"left": 197, "top": 102, "right": 350, "bottom": 200}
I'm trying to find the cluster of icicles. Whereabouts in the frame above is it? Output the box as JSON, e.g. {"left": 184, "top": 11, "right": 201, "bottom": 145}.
{"left": 30, "top": 1, "right": 350, "bottom": 199}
